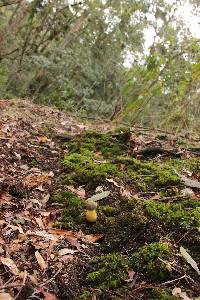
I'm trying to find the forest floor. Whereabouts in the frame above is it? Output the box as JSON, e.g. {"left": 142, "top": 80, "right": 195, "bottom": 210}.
{"left": 0, "top": 99, "right": 200, "bottom": 300}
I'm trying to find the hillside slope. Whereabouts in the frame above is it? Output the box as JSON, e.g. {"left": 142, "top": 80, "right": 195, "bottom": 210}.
{"left": 0, "top": 99, "right": 199, "bottom": 300}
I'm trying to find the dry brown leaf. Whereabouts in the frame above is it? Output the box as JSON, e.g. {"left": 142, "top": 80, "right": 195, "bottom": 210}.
{"left": 172, "top": 287, "right": 192, "bottom": 300}
{"left": 65, "top": 236, "right": 82, "bottom": 251}
{"left": 125, "top": 270, "right": 136, "bottom": 282}
{"left": 95, "top": 186, "right": 104, "bottom": 192}
{"left": 120, "top": 188, "right": 131, "bottom": 198}
{"left": 58, "top": 248, "right": 77, "bottom": 256}
{"left": 106, "top": 178, "right": 121, "bottom": 188}
{"left": 0, "top": 192, "right": 12, "bottom": 203}
{"left": 48, "top": 229, "right": 79, "bottom": 237}
{"left": 35, "top": 217, "right": 45, "bottom": 229}
{"left": 35, "top": 251, "right": 47, "bottom": 270}
{"left": 0, "top": 293, "right": 13, "bottom": 300}
{"left": 149, "top": 193, "right": 160, "bottom": 200}
{"left": 22, "top": 173, "right": 51, "bottom": 188}
{"left": 85, "top": 234, "right": 104, "bottom": 243}
{"left": 59, "top": 254, "right": 74, "bottom": 262}
{"left": 38, "top": 135, "right": 48, "bottom": 143}
{"left": 43, "top": 292, "right": 58, "bottom": 300}
{"left": 172, "top": 287, "right": 182, "bottom": 296}
{"left": 67, "top": 185, "right": 86, "bottom": 198}
{"left": 40, "top": 194, "right": 50, "bottom": 207}
{"left": 0, "top": 257, "right": 20, "bottom": 275}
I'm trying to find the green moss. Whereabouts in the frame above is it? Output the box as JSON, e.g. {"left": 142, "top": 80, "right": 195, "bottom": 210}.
{"left": 51, "top": 191, "right": 84, "bottom": 229}
{"left": 78, "top": 291, "right": 94, "bottom": 300}
{"left": 62, "top": 151, "right": 122, "bottom": 187}
{"left": 131, "top": 242, "right": 172, "bottom": 281}
{"left": 166, "top": 157, "right": 199, "bottom": 173}
{"left": 150, "top": 288, "right": 177, "bottom": 300}
{"left": 86, "top": 253, "right": 129, "bottom": 289}
{"left": 126, "top": 160, "right": 181, "bottom": 192}
{"left": 68, "top": 131, "right": 125, "bottom": 158}
{"left": 145, "top": 199, "right": 200, "bottom": 229}
{"left": 89, "top": 200, "right": 147, "bottom": 251}
{"left": 100, "top": 205, "right": 118, "bottom": 217}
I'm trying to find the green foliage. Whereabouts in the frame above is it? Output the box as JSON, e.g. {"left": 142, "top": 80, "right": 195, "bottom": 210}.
{"left": 86, "top": 253, "right": 129, "bottom": 289}
{"left": 0, "top": 0, "right": 199, "bottom": 131}
{"left": 131, "top": 242, "right": 172, "bottom": 281}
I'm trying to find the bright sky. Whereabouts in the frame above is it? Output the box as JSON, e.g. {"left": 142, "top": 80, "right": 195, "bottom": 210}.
{"left": 144, "top": 0, "right": 200, "bottom": 50}
{"left": 123, "top": 1, "right": 200, "bottom": 67}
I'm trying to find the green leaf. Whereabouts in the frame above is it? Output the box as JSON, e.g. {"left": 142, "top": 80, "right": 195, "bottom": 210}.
{"left": 86, "top": 191, "right": 110, "bottom": 202}
{"left": 180, "top": 246, "right": 200, "bottom": 275}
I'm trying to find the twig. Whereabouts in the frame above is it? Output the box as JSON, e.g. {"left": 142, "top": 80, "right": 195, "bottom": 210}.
{"left": 161, "top": 274, "right": 186, "bottom": 285}
{"left": 0, "top": 283, "right": 24, "bottom": 290}
{"left": 156, "top": 195, "right": 188, "bottom": 202}
{"left": 0, "top": 137, "right": 11, "bottom": 140}
{"left": 38, "top": 266, "right": 63, "bottom": 287}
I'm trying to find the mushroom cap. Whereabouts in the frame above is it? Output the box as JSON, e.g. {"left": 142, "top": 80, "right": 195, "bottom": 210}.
{"left": 85, "top": 200, "right": 98, "bottom": 210}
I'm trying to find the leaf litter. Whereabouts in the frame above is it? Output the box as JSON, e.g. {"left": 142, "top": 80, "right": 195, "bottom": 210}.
{"left": 0, "top": 99, "right": 199, "bottom": 299}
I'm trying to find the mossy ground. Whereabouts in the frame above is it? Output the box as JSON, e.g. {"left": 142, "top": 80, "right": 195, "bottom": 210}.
{"left": 51, "top": 130, "right": 200, "bottom": 299}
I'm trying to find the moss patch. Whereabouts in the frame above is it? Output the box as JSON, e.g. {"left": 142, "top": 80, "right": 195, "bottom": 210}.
{"left": 51, "top": 191, "right": 84, "bottom": 229}
{"left": 86, "top": 253, "right": 129, "bottom": 289}
{"left": 131, "top": 242, "right": 172, "bottom": 281}
{"left": 145, "top": 199, "right": 200, "bottom": 229}
{"left": 62, "top": 151, "right": 122, "bottom": 187}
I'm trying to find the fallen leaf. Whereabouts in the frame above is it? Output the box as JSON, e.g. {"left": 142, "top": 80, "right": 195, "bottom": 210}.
{"left": 0, "top": 257, "right": 20, "bottom": 275}
{"left": 85, "top": 234, "right": 104, "bottom": 243}
{"left": 106, "top": 178, "right": 121, "bottom": 188}
{"left": 125, "top": 270, "right": 136, "bottom": 283}
{"left": 43, "top": 292, "right": 58, "bottom": 300}
{"left": 22, "top": 173, "right": 51, "bottom": 188}
{"left": 35, "top": 217, "right": 45, "bottom": 229}
{"left": 181, "top": 188, "right": 194, "bottom": 197}
{"left": 180, "top": 175, "right": 200, "bottom": 189}
{"left": 14, "top": 152, "right": 21, "bottom": 160}
{"left": 40, "top": 194, "right": 50, "bottom": 207}
{"left": 95, "top": 186, "right": 104, "bottom": 192}
{"left": 65, "top": 236, "right": 82, "bottom": 251}
{"left": 120, "top": 187, "right": 131, "bottom": 198}
{"left": 172, "top": 287, "right": 192, "bottom": 300}
{"left": 58, "top": 248, "right": 77, "bottom": 256}
{"left": 59, "top": 254, "right": 74, "bottom": 262}
{"left": 86, "top": 191, "right": 110, "bottom": 202}
{"left": 180, "top": 246, "right": 200, "bottom": 275}
{"left": 0, "top": 293, "right": 13, "bottom": 300}
{"left": 172, "top": 287, "right": 182, "bottom": 296}
{"left": 38, "top": 135, "right": 48, "bottom": 143}
{"left": 35, "top": 251, "right": 47, "bottom": 270}
{"left": 0, "top": 192, "right": 12, "bottom": 203}
{"left": 67, "top": 185, "right": 86, "bottom": 198}
{"left": 26, "top": 230, "right": 55, "bottom": 240}
{"left": 48, "top": 229, "right": 78, "bottom": 237}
